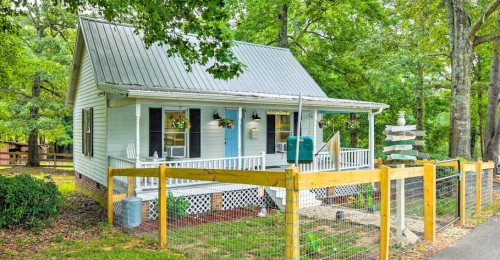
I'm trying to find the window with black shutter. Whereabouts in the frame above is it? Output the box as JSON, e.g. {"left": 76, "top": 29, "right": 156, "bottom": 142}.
{"left": 82, "top": 108, "right": 93, "bottom": 157}
{"left": 189, "top": 109, "right": 201, "bottom": 158}
{"left": 149, "top": 108, "right": 163, "bottom": 157}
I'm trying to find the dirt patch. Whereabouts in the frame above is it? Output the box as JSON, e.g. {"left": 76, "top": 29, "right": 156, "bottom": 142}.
{"left": 0, "top": 192, "right": 108, "bottom": 259}
{"left": 0, "top": 167, "right": 74, "bottom": 176}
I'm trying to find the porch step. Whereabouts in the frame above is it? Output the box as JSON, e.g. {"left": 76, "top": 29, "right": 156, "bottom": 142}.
{"left": 264, "top": 187, "right": 322, "bottom": 211}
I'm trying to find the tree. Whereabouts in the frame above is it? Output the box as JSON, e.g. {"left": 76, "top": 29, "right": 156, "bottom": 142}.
{"left": 444, "top": 0, "right": 500, "bottom": 159}
{"left": 484, "top": 37, "right": 500, "bottom": 168}
{"left": 1, "top": 2, "right": 74, "bottom": 166}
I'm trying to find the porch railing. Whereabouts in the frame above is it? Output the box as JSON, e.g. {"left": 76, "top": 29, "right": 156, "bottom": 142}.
{"left": 299, "top": 148, "right": 370, "bottom": 172}
{"left": 109, "top": 153, "right": 266, "bottom": 191}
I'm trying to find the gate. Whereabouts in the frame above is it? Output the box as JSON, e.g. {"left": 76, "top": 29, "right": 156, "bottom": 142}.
{"left": 435, "top": 159, "right": 461, "bottom": 232}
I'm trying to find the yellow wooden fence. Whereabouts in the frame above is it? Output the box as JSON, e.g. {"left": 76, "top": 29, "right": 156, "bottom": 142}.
{"left": 107, "top": 161, "right": 495, "bottom": 260}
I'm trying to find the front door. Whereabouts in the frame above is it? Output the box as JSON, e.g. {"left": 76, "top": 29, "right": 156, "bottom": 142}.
{"left": 225, "top": 110, "right": 239, "bottom": 166}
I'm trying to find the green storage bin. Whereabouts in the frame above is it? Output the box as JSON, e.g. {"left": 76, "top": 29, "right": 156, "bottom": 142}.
{"left": 287, "top": 136, "right": 313, "bottom": 163}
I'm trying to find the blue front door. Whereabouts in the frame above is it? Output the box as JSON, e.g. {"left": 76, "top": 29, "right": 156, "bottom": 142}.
{"left": 225, "top": 110, "right": 239, "bottom": 164}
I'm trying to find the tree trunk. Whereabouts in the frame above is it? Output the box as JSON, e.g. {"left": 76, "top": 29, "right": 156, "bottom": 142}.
{"left": 349, "top": 113, "right": 357, "bottom": 148}
{"left": 26, "top": 71, "right": 41, "bottom": 167}
{"left": 446, "top": 0, "right": 473, "bottom": 159}
{"left": 416, "top": 66, "right": 424, "bottom": 153}
{"left": 277, "top": 3, "right": 288, "bottom": 48}
{"left": 484, "top": 38, "right": 500, "bottom": 171}
{"left": 478, "top": 88, "right": 485, "bottom": 159}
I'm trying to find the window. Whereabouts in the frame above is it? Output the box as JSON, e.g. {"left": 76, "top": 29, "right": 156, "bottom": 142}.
{"left": 276, "top": 114, "right": 291, "bottom": 142}
{"left": 81, "top": 108, "right": 93, "bottom": 156}
{"left": 267, "top": 113, "right": 291, "bottom": 154}
{"left": 164, "top": 111, "right": 187, "bottom": 158}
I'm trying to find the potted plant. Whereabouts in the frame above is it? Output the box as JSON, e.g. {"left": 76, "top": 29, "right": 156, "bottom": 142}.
{"left": 219, "top": 118, "right": 235, "bottom": 129}
{"left": 318, "top": 120, "right": 330, "bottom": 128}
{"left": 171, "top": 116, "right": 191, "bottom": 129}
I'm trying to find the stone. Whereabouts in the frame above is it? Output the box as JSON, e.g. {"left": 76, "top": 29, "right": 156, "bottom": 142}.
{"left": 403, "top": 228, "right": 420, "bottom": 245}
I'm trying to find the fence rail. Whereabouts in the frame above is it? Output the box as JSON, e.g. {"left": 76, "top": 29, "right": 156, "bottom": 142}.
{"left": 107, "top": 161, "right": 495, "bottom": 259}
{"left": 0, "top": 152, "right": 73, "bottom": 168}
{"left": 300, "top": 148, "right": 370, "bottom": 172}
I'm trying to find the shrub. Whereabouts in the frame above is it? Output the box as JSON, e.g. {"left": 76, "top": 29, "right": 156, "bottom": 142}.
{"left": 0, "top": 174, "right": 63, "bottom": 228}
{"left": 154, "top": 191, "right": 190, "bottom": 221}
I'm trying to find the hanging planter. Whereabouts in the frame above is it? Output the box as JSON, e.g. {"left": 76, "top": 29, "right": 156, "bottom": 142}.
{"left": 219, "top": 118, "right": 235, "bottom": 129}
{"left": 318, "top": 120, "right": 332, "bottom": 129}
{"left": 344, "top": 119, "right": 360, "bottom": 129}
{"left": 171, "top": 116, "right": 191, "bottom": 129}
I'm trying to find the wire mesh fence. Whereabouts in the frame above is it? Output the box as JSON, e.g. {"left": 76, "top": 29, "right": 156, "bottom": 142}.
{"left": 481, "top": 169, "right": 493, "bottom": 209}
{"left": 298, "top": 184, "right": 380, "bottom": 260}
{"left": 434, "top": 165, "right": 459, "bottom": 231}
{"left": 464, "top": 169, "right": 477, "bottom": 217}
{"left": 107, "top": 161, "right": 495, "bottom": 260}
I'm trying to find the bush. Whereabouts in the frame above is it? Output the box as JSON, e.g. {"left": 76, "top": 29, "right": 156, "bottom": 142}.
{"left": 154, "top": 191, "right": 190, "bottom": 221}
{"left": 0, "top": 174, "right": 63, "bottom": 228}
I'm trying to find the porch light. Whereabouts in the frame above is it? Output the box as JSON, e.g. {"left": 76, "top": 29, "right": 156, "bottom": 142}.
{"left": 252, "top": 111, "right": 261, "bottom": 121}
{"left": 213, "top": 110, "right": 222, "bottom": 121}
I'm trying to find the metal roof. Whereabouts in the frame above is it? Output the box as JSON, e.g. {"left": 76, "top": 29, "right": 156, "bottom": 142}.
{"left": 78, "top": 17, "right": 327, "bottom": 97}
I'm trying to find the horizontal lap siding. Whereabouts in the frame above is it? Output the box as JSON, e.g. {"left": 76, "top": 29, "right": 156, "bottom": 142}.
{"left": 107, "top": 105, "right": 136, "bottom": 158}
{"left": 73, "top": 48, "right": 108, "bottom": 186}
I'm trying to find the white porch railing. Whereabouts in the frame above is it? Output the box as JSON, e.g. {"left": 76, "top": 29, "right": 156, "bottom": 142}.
{"left": 299, "top": 148, "right": 370, "bottom": 173}
{"left": 109, "top": 153, "right": 266, "bottom": 192}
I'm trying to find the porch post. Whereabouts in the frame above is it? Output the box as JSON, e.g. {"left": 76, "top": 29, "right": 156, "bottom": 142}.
{"left": 368, "top": 111, "right": 374, "bottom": 170}
{"left": 313, "top": 110, "right": 318, "bottom": 172}
{"left": 135, "top": 104, "right": 141, "bottom": 168}
{"left": 237, "top": 107, "right": 242, "bottom": 170}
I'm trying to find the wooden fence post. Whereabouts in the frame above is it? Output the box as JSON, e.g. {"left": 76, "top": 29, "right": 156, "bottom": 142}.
{"left": 285, "top": 167, "right": 299, "bottom": 259}
{"left": 476, "top": 162, "right": 482, "bottom": 215}
{"left": 158, "top": 164, "right": 167, "bottom": 249}
{"left": 458, "top": 164, "right": 466, "bottom": 226}
{"left": 423, "top": 164, "right": 436, "bottom": 242}
{"left": 127, "top": 176, "right": 135, "bottom": 197}
{"left": 379, "top": 166, "right": 390, "bottom": 260}
{"left": 107, "top": 167, "right": 113, "bottom": 225}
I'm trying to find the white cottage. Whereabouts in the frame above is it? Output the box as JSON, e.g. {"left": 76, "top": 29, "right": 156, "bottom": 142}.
{"left": 66, "top": 17, "right": 389, "bottom": 209}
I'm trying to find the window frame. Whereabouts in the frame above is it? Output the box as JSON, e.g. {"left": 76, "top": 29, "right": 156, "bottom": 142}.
{"left": 162, "top": 109, "right": 188, "bottom": 158}
{"left": 82, "top": 108, "right": 93, "bottom": 157}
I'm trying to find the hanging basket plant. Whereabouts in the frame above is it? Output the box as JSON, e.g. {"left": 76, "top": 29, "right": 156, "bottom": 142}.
{"left": 318, "top": 120, "right": 332, "bottom": 129}
{"left": 171, "top": 116, "right": 191, "bottom": 129}
{"left": 344, "top": 119, "right": 360, "bottom": 129}
{"left": 219, "top": 118, "right": 235, "bottom": 129}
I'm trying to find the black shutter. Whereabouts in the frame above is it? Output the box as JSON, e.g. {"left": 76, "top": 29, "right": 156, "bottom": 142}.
{"left": 267, "top": 115, "right": 275, "bottom": 154}
{"left": 293, "top": 112, "right": 299, "bottom": 136}
{"left": 149, "top": 108, "right": 163, "bottom": 157}
{"left": 89, "top": 108, "right": 94, "bottom": 157}
{"left": 81, "top": 109, "right": 85, "bottom": 154}
{"left": 189, "top": 109, "right": 201, "bottom": 158}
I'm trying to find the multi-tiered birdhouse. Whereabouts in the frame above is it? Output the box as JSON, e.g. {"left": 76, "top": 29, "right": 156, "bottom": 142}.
{"left": 382, "top": 111, "right": 428, "bottom": 162}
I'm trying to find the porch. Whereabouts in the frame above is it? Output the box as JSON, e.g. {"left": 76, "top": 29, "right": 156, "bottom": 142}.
{"left": 109, "top": 147, "right": 369, "bottom": 193}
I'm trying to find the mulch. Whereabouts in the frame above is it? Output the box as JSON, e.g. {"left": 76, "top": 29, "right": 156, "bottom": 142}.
{"left": 0, "top": 193, "right": 108, "bottom": 259}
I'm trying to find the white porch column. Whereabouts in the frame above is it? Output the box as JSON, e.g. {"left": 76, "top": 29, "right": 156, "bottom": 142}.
{"left": 313, "top": 110, "right": 318, "bottom": 172}
{"left": 237, "top": 107, "right": 242, "bottom": 170}
{"left": 368, "top": 111, "right": 374, "bottom": 170}
{"left": 135, "top": 103, "right": 141, "bottom": 168}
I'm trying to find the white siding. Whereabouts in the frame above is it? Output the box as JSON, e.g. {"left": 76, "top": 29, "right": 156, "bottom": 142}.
{"left": 107, "top": 105, "right": 135, "bottom": 158}
{"left": 73, "top": 47, "right": 108, "bottom": 185}
{"left": 105, "top": 103, "right": 324, "bottom": 167}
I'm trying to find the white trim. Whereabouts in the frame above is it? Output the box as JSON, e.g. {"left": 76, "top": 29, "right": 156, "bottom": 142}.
{"left": 126, "top": 89, "right": 389, "bottom": 110}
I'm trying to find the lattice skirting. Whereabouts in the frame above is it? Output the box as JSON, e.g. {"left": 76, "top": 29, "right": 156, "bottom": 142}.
{"left": 334, "top": 185, "right": 361, "bottom": 197}
{"left": 222, "top": 188, "right": 277, "bottom": 210}
{"left": 309, "top": 188, "right": 327, "bottom": 199}
{"left": 148, "top": 188, "right": 277, "bottom": 220}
